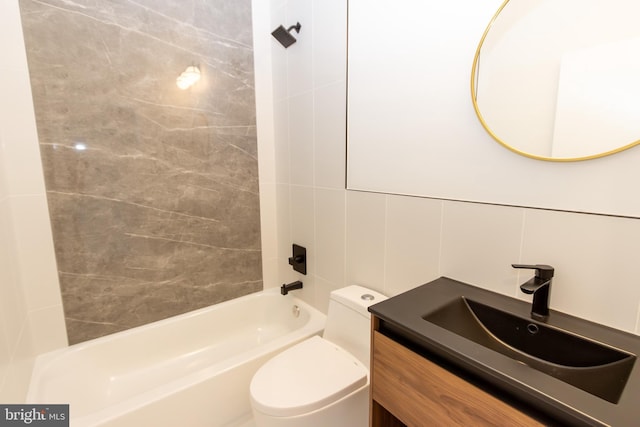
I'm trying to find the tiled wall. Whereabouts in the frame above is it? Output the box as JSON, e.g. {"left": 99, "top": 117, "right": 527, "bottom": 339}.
{"left": 19, "top": 0, "right": 263, "bottom": 344}
{"left": 0, "top": 0, "right": 67, "bottom": 402}
{"left": 260, "top": 0, "right": 640, "bottom": 335}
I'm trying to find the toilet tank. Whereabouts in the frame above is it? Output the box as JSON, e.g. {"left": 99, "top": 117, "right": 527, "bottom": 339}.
{"left": 323, "top": 285, "right": 387, "bottom": 370}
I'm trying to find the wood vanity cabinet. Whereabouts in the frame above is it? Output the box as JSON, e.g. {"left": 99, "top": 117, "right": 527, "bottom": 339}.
{"left": 370, "top": 317, "right": 545, "bottom": 427}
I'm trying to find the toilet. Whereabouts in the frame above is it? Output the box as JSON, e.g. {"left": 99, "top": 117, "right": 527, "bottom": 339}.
{"left": 249, "top": 285, "right": 387, "bottom": 427}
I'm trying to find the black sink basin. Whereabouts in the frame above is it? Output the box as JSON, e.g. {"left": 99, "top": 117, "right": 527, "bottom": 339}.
{"left": 369, "top": 277, "right": 640, "bottom": 426}
{"left": 423, "top": 297, "right": 636, "bottom": 403}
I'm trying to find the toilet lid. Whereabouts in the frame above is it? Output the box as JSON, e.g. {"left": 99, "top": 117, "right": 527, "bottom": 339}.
{"left": 250, "top": 336, "right": 368, "bottom": 417}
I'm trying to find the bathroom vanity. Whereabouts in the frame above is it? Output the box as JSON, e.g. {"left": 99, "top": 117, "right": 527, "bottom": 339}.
{"left": 368, "top": 277, "right": 640, "bottom": 426}
{"left": 369, "top": 326, "right": 543, "bottom": 426}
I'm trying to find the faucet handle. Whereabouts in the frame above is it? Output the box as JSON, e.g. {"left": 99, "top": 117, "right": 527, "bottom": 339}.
{"left": 512, "top": 264, "right": 555, "bottom": 280}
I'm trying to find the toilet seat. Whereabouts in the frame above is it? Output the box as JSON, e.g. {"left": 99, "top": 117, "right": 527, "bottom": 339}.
{"left": 250, "top": 336, "right": 368, "bottom": 418}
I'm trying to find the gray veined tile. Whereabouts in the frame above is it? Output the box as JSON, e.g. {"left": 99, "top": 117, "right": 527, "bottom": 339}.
{"left": 19, "top": 0, "right": 261, "bottom": 344}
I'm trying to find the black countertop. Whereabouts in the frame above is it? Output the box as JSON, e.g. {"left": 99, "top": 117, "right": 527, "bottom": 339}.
{"left": 368, "top": 277, "right": 640, "bottom": 427}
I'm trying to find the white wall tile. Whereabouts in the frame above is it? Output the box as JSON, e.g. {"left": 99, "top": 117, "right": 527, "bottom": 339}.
{"left": 440, "top": 201, "right": 524, "bottom": 296}
{"left": 522, "top": 209, "right": 640, "bottom": 333}
{"left": 0, "top": 136, "right": 8, "bottom": 200}
{"left": 270, "top": 0, "right": 288, "bottom": 14}
{"left": 9, "top": 195, "right": 62, "bottom": 312}
{"left": 294, "top": 274, "right": 316, "bottom": 308}
{"left": 314, "top": 275, "right": 342, "bottom": 315}
{"left": 284, "top": 184, "right": 315, "bottom": 304}
{"left": 258, "top": 182, "right": 278, "bottom": 260}
{"left": 262, "top": 258, "right": 279, "bottom": 290}
{"left": 269, "top": 3, "right": 289, "bottom": 101}
{"left": 253, "top": 0, "right": 277, "bottom": 188}
{"left": 290, "top": 185, "right": 315, "bottom": 264}
{"left": 0, "top": 52, "right": 44, "bottom": 197}
{"left": 0, "top": 323, "right": 10, "bottom": 397}
{"left": 277, "top": 184, "right": 314, "bottom": 306}
{"left": 28, "top": 305, "right": 67, "bottom": 355}
{"left": 315, "top": 188, "right": 345, "bottom": 286}
{"left": 0, "top": 0, "right": 38, "bottom": 402}
{"left": 273, "top": 98, "right": 290, "bottom": 184}
{"left": 276, "top": 183, "right": 293, "bottom": 281}
{"left": 312, "top": 0, "right": 347, "bottom": 87}
{"left": 271, "top": 45, "right": 289, "bottom": 102}
{"left": 0, "top": 87, "right": 42, "bottom": 197}
{"left": 253, "top": 2, "right": 280, "bottom": 293}
{"left": 288, "top": 91, "right": 314, "bottom": 186}
{"left": 258, "top": 182, "right": 278, "bottom": 290}
{"left": 257, "top": 127, "right": 276, "bottom": 186}
{"left": 0, "top": 199, "right": 26, "bottom": 350}
{"left": 314, "top": 81, "right": 346, "bottom": 189}
{"left": 0, "top": 324, "right": 33, "bottom": 403}
{"left": 346, "top": 191, "right": 386, "bottom": 294}
{"left": 385, "top": 195, "right": 442, "bottom": 296}
{"left": 285, "top": 0, "right": 314, "bottom": 97}
{"left": 0, "top": 0, "right": 29, "bottom": 67}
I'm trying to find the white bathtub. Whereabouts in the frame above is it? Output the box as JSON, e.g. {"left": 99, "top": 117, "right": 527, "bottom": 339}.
{"left": 27, "top": 288, "right": 325, "bottom": 427}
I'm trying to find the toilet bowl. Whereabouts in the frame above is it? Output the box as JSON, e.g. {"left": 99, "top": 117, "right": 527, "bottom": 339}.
{"left": 249, "top": 285, "right": 387, "bottom": 427}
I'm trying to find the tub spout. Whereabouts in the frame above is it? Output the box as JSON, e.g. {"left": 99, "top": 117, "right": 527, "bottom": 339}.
{"left": 281, "top": 281, "right": 303, "bottom": 295}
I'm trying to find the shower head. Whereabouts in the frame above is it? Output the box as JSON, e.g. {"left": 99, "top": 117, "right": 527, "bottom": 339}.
{"left": 271, "top": 22, "right": 301, "bottom": 48}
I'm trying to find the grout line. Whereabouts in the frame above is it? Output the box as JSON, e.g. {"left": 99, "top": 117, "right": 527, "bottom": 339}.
{"left": 437, "top": 200, "right": 445, "bottom": 278}
{"left": 382, "top": 194, "right": 389, "bottom": 295}
{"left": 343, "top": 189, "right": 348, "bottom": 289}
{"left": 515, "top": 208, "right": 527, "bottom": 298}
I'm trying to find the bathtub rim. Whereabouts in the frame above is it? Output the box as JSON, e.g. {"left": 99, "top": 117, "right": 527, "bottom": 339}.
{"left": 27, "top": 287, "right": 325, "bottom": 426}
{"left": 30, "top": 287, "right": 321, "bottom": 363}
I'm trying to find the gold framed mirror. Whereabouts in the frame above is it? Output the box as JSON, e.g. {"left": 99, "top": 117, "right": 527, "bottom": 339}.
{"left": 471, "top": 0, "right": 640, "bottom": 161}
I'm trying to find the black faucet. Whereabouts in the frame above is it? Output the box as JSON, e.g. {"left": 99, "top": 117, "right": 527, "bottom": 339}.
{"left": 281, "top": 280, "right": 303, "bottom": 295}
{"left": 512, "top": 264, "right": 554, "bottom": 321}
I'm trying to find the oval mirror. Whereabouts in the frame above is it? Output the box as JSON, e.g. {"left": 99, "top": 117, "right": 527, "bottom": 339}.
{"left": 471, "top": 0, "right": 640, "bottom": 161}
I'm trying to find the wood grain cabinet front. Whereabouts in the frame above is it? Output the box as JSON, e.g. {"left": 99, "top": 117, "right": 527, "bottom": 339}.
{"left": 370, "top": 326, "right": 545, "bottom": 427}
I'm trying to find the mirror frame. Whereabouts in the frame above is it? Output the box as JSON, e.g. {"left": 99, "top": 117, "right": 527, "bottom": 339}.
{"left": 470, "top": 0, "right": 640, "bottom": 162}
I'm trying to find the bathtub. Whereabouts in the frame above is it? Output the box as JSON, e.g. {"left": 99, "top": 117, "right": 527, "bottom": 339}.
{"left": 27, "top": 288, "right": 325, "bottom": 427}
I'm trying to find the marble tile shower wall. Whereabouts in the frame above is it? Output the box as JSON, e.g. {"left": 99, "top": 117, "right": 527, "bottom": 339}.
{"left": 19, "top": 0, "right": 262, "bottom": 344}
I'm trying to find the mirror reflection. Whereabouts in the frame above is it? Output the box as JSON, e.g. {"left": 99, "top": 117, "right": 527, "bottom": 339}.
{"left": 472, "top": 0, "right": 640, "bottom": 161}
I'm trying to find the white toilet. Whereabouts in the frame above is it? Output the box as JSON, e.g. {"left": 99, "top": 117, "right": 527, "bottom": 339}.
{"left": 249, "top": 285, "right": 387, "bottom": 427}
